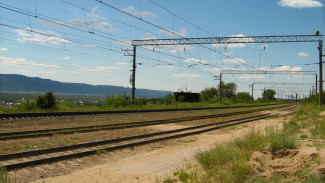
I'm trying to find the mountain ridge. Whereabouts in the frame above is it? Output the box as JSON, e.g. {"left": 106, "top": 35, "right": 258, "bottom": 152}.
{"left": 0, "top": 74, "right": 171, "bottom": 98}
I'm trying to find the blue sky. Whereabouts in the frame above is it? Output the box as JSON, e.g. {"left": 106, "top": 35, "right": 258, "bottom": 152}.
{"left": 0, "top": 0, "right": 324, "bottom": 98}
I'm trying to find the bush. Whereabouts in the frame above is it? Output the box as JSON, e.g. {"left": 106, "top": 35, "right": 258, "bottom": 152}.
{"left": 161, "top": 93, "right": 174, "bottom": 105}
{"left": 36, "top": 92, "right": 56, "bottom": 109}
{"left": 104, "top": 92, "right": 131, "bottom": 108}
{"left": 20, "top": 99, "right": 37, "bottom": 111}
{"left": 266, "top": 126, "right": 297, "bottom": 153}
{"left": 236, "top": 92, "right": 253, "bottom": 103}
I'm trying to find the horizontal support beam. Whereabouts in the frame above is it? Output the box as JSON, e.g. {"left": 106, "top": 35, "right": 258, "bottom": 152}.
{"left": 253, "top": 82, "right": 314, "bottom": 85}
{"left": 133, "top": 35, "right": 323, "bottom": 46}
{"left": 221, "top": 70, "right": 317, "bottom": 75}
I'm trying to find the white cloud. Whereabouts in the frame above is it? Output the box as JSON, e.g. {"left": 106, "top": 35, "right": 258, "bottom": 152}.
{"left": 63, "top": 56, "right": 70, "bottom": 60}
{"left": 84, "top": 44, "right": 96, "bottom": 48}
{"left": 141, "top": 33, "right": 193, "bottom": 53}
{"left": 212, "top": 34, "right": 254, "bottom": 48}
{"left": 174, "top": 73, "right": 202, "bottom": 78}
{"left": 121, "top": 6, "right": 157, "bottom": 18}
{"left": 278, "top": 0, "right": 322, "bottom": 8}
{"left": 0, "top": 46, "right": 8, "bottom": 51}
{"left": 115, "top": 40, "right": 132, "bottom": 47}
{"left": 223, "top": 58, "right": 246, "bottom": 64}
{"left": 185, "top": 58, "right": 208, "bottom": 64}
{"left": 38, "top": 71, "right": 56, "bottom": 75}
{"left": 159, "top": 28, "right": 187, "bottom": 37}
{"left": 77, "top": 66, "right": 122, "bottom": 73}
{"left": 298, "top": 52, "right": 310, "bottom": 57}
{"left": 117, "top": 62, "right": 128, "bottom": 65}
{"left": 68, "top": 19, "right": 114, "bottom": 32}
{"left": 239, "top": 74, "right": 265, "bottom": 79}
{"left": 0, "top": 56, "right": 61, "bottom": 69}
{"left": 258, "top": 65, "right": 303, "bottom": 72}
{"left": 291, "top": 66, "right": 303, "bottom": 71}
{"left": 204, "top": 67, "right": 220, "bottom": 72}
{"left": 14, "top": 29, "right": 72, "bottom": 45}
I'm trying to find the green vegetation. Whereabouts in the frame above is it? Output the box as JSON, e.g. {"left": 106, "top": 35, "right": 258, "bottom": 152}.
{"left": 262, "top": 89, "right": 276, "bottom": 101}
{"left": 266, "top": 126, "right": 297, "bottom": 153}
{"left": 0, "top": 167, "right": 14, "bottom": 183}
{"left": 236, "top": 92, "right": 254, "bottom": 103}
{"left": 36, "top": 92, "right": 56, "bottom": 109}
{"left": 164, "top": 104, "right": 325, "bottom": 183}
{"left": 0, "top": 88, "right": 276, "bottom": 114}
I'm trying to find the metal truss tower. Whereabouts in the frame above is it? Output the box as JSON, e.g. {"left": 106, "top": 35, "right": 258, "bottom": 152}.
{"left": 132, "top": 34, "right": 323, "bottom": 106}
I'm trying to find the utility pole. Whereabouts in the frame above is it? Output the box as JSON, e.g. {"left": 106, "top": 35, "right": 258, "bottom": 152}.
{"left": 249, "top": 83, "right": 254, "bottom": 99}
{"left": 220, "top": 73, "right": 222, "bottom": 104}
{"left": 315, "top": 74, "right": 318, "bottom": 95}
{"left": 132, "top": 46, "right": 137, "bottom": 104}
{"left": 214, "top": 73, "right": 222, "bottom": 104}
{"left": 122, "top": 46, "right": 137, "bottom": 104}
{"left": 318, "top": 41, "right": 323, "bottom": 106}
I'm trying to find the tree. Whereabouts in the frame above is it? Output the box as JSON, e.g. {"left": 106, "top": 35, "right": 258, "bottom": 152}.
{"left": 36, "top": 92, "right": 56, "bottom": 109}
{"left": 218, "top": 82, "right": 237, "bottom": 98}
{"left": 236, "top": 92, "right": 253, "bottom": 103}
{"left": 163, "top": 93, "right": 174, "bottom": 104}
{"left": 262, "top": 89, "right": 276, "bottom": 101}
{"left": 200, "top": 87, "right": 218, "bottom": 101}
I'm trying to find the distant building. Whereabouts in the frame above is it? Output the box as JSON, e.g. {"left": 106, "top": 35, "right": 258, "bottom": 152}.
{"left": 174, "top": 92, "right": 200, "bottom": 102}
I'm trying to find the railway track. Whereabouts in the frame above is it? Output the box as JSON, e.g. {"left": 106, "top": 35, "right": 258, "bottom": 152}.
{"left": 0, "top": 104, "right": 299, "bottom": 171}
{"left": 0, "top": 103, "right": 278, "bottom": 120}
{"left": 0, "top": 104, "right": 290, "bottom": 140}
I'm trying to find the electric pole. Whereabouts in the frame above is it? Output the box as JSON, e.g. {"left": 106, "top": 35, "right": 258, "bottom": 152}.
{"left": 249, "top": 83, "right": 254, "bottom": 99}
{"left": 214, "top": 73, "right": 222, "bottom": 104}
{"left": 122, "top": 46, "right": 137, "bottom": 104}
{"left": 315, "top": 74, "right": 318, "bottom": 95}
{"left": 318, "top": 42, "right": 323, "bottom": 106}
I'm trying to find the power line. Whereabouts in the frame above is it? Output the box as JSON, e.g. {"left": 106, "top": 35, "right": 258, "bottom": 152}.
{"left": 0, "top": 3, "right": 221, "bottom": 75}
{"left": 149, "top": 0, "right": 215, "bottom": 37}
{"left": 0, "top": 3, "right": 132, "bottom": 45}
{"left": 96, "top": 0, "right": 256, "bottom": 69}
{"left": 0, "top": 23, "right": 125, "bottom": 55}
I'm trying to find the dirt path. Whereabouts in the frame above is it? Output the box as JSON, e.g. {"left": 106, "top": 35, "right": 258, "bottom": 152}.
{"left": 33, "top": 115, "right": 288, "bottom": 183}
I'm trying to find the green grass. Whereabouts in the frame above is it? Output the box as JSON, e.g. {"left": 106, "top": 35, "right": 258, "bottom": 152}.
{"left": 163, "top": 176, "right": 176, "bottom": 183}
{"left": 193, "top": 130, "right": 267, "bottom": 183}
{"left": 266, "top": 126, "right": 297, "bottom": 153}
{"left": 310, "top": 120, "right": 325, "bottom": 139}
{"left": 300, "top": 134, "right": 309, "bottom": 139}
{"left": 0, "top": 167, "right": 15, "bottom": 183}
{"left": 313, "top": 142, "right": 324, "bottom": 151}
{"left": 302, "top": 174, "right": 325, "bottom": 183}
{"left": 166, "top": 104, "right": 325, "bottom": 183}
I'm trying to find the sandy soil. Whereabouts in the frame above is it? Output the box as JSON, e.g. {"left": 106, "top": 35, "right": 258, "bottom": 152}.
{"left": 31, "top": 115, "right": 287, "bottom": 183}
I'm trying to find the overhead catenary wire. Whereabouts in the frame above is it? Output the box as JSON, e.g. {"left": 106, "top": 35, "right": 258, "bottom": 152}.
{"left": 150, "top": 0, "right": 216, "bottom": 37}
{"left": 0, "top": 3, "right": 222, "bottom": 74}
{"left": 95, "top": 0, "right": 258, "bottom": 70}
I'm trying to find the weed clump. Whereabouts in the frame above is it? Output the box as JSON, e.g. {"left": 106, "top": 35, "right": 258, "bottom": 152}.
{"left": 266, "top": 126, "right": 297, "bottom": 153}
{"left": 195, "top": 130, "right": 266, "bottom": 183}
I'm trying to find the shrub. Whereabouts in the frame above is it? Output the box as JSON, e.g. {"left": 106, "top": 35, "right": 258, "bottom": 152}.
{"left": 20, "top": 99, "right": 37, "bottom": 111}
{"left": 104, "top": 92, "right": 131, "bottom": 108}
{"left": 162, "top": 93, "right": 174, "bottom": 105}
{"left": 36, "top": 92, "right": 56, "bottom": 109}
{"left": 266, "top": 126, "right": 297, "bottom": 153}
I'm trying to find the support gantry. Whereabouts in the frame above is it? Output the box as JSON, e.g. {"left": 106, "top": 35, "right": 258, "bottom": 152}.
{"left": 132, "top": 34, "right": 323, "bottom": 105}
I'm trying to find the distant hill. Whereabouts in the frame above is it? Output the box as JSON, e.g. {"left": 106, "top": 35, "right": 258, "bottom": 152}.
{"left": 0, "top": 74, "right": 171, "bottom": 98}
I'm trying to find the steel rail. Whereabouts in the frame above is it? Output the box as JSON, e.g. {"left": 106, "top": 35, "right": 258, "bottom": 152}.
{"left": 1, "top": 105, "right": 299, "bottom": 171}
{"left": 0, "top": 103, "right": 278, "bottom": 119}
{"left": 1, "top": 114, "right": 270, "bottom": 170}
{"left": 0, "top": 104, "right": 290, "bottom": 140}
